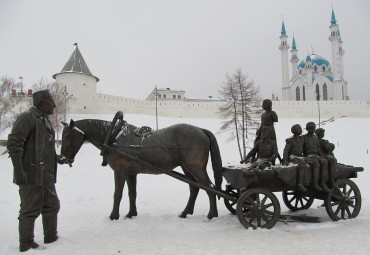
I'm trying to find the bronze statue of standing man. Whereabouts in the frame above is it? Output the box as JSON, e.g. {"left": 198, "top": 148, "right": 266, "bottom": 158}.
{"left": 7, "top": 90, "right": 64, "bottom": 252}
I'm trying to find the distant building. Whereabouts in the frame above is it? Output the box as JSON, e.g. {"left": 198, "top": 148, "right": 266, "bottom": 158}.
{"left": 146, "top": 88, "right": 185, "bottom": 101}
{"left": 280, "top": 9, "right": 348, "bottom": 101}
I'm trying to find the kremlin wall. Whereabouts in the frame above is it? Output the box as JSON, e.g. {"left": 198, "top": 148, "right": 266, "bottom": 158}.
{"left": 90, "top": 92, "right": 370, "bottom": 119}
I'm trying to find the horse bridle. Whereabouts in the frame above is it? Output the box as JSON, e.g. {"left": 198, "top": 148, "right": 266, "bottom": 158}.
{"left": 62, "top": 112, "right": 128, "bottom": 167}
{"left": 61, "top": 125, "right": 86, "bottom": 167}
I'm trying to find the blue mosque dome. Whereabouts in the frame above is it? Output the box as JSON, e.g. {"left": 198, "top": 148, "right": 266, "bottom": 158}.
{"left": 298, "top": 54, "right": 331, "bottom": 69}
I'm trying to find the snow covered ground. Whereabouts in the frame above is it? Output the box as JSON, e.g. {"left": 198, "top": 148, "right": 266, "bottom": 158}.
{"left": 0, "top": 114, "right": 369, "bottom": 255}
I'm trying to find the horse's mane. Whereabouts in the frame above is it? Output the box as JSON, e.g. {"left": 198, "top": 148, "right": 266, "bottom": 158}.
{"left": 75, "top": 119, "right": 112, "bottom": 144}
{"left": 74, "top": 119, "right": 139, "bottom": 144}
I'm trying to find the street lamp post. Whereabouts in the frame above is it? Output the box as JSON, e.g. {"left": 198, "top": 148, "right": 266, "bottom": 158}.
{"left": 61, "top": 85, "right": 68, "bottom": 123}
{"left": 19, "top": 77, "right": 23, "bottom": 94}
{"left": 155, "top": 86, "right": 158, "bottom": 130}
{"left": 316, "top": 91, "right": 321, "bottom": 128}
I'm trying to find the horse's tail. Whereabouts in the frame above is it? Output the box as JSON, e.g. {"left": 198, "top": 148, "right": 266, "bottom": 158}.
{"left": 202, "top": 129, "right": 223, "bottom": 191}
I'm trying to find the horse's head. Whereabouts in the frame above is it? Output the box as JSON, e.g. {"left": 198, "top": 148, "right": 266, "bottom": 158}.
{"left": 61, "top": 119, "right": 86, "bottom": 167}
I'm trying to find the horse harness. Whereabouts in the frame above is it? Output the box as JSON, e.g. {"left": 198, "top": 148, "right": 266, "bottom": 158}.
{"left": 100, "top": 112, "right": 154, "bottom": 166}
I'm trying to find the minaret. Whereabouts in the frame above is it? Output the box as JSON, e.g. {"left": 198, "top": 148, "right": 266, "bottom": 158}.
{"left": 305, "top": 55, "right": 313, "bottom": 86}
{"left": 338, "top": 29, "right": 345, "bottom": 79}
{"left": 279, "top": 20, "right": 290, "bottom": 100}
{"left": 328, "top": 8, "right": 341, "bottom": 81}
{"left": 290, "top": 35, "right": 299, "bottom": 77}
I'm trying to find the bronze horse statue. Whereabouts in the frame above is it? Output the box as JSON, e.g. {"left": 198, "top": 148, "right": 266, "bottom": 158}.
{"left": 60, "top": 114, "right": 223, "bottom": 220}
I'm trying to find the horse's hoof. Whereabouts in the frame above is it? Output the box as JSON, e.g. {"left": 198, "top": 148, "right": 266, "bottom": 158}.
{"left": 178, "top": 213, "right": 187, "bottom": 218}
{"left": 109, "top": 214, "right": 120, "bottom": 220}
{"left": 207, "top": 212, "right": 218, "bottom": 220}
{"left": 125, "top": 212, "right": 137, "bottom": 218}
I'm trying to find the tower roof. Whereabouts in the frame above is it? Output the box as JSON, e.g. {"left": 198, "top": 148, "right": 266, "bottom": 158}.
{"left": 331, "top": 9, "right": 337, "bottom": 25}
{"left": 52, "top": 45, "right": 99, "bottom": 82}
{"left": 292, "top": 36, "right": 297, "bottom": 50}
{"left": 281, "top": 21, "right": 287, "bottom": 36}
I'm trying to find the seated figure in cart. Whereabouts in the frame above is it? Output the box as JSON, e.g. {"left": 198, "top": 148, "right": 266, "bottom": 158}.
{"left": 315, "top": 128, "right": 339, "bottom": 190}
{"left": 282, "top": 124, "right": 322, "bottom": 192}
{"left": 241, "top": 127, "right": 278, "bottom": 169}
{"left": 302, "top": 122, "right": 331, "bottom": 192}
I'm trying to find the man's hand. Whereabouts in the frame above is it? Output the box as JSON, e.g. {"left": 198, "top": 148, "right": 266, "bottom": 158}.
{"left": 56, "top": 154, "right": 66, "bottom": 164}
{"left": 11, "top": 157, "right": 27, "bottom": 185}
{"left": 15, "top": 170, "right": 27, "bottom": 185}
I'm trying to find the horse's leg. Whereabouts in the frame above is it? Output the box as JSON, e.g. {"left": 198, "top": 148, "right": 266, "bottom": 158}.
{"left": 109, "top": 170, "right": 126, "bottom": 220}
{"left": 125, "top": 174, "right": 138, "bottom": 218}
{"left": 186, "top": 164, "right": 218, "bottom": 220}
{"left": 205, "top": 190, "right": 218, "bottom": 220}
{"left": 179, "top": 168, "right": 199, "bottom": 218}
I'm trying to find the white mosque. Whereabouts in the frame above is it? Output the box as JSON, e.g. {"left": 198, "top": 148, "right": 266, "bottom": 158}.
{"left": 280, "top": 9, "right": 348, "bottom": 101}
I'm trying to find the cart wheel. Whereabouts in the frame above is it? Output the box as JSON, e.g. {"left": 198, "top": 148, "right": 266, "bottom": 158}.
{"left": 236, "top": 188, "right": 280, "bottom": 229}
{"left": 282, "top": 190, "right": 314, "bottom": 212}
{"left": 224, "top": 187, "right": 239, "bottom": 215}
{"left": 325, "top": 179, "right": 361, "bottom": 221}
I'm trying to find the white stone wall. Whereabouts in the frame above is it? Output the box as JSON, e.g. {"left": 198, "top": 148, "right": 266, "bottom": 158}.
{"left": 273, "top": 100, "right": 370, "bottom": 119}
{"left": 85, "top": 92, "right": 370, "bottom": 119}
{"left": 92, "top": 93, "right": 227, "bottom": 118}
{"left": 9, "top": 92, "right": 370, "bottom": 119}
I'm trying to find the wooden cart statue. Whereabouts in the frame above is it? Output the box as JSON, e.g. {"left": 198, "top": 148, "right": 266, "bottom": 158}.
{"left": 222, "top": 162, "right": 363, "bottom": 229}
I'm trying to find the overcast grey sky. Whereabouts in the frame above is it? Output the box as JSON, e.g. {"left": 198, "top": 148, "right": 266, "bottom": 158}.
{"left": 1, "top": 0, "right": 369, "bottom": 101}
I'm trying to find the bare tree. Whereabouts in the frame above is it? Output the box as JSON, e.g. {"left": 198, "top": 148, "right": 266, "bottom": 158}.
{"left": 32, "top": 78, "right": 71, "bottom": 143}
{"left": 218, "top": 69, "right": 262, "bottom": 161}
{"left": 0, "top": 76, "right": 24, "bottom": 136}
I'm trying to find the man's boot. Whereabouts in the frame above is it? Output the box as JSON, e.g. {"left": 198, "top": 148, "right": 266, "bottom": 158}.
{"left": 43, "top": 214, "right": 58, "bottom": 244}
{"left": 19, "top": 219, "right": 39, "bottom": 252}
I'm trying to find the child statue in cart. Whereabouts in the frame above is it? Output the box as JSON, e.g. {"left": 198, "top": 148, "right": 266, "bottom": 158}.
{"left": 283, "top": 124, "right": 323, "bottom": 192}
{"left": 315, "top": 127, "right": 339, "bottom": 190}
{"left": 241, "top": 127, "right": 278, "bottom": 170}
{"left": 302, "top": 122, "right": 332, "bottom": 192}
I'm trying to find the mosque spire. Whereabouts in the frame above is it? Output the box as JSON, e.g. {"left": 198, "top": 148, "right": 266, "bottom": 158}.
{"left": 281, "top": 20, "right": 287, "bottom": 36}
{"left": 329, "top": 6, "right": 341, "bottom": 81}
{"left": 279, "top": 16, "right": 290, "bottom": 97}
{"left": 290, "top": 34, "right": 299, "bottom": 77}
{"left": 331, "top": 7, "right": 337, "bottom": 25}
{"left": 292, "top": 35, "right": 296, "bottom": 50}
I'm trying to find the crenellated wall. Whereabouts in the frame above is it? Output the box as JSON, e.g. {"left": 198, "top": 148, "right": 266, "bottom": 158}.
{"left": 9, "top": 92, "right": 370, "bottom": 119}
{"left": 272, "top": 100, "right": 370, "bottom": 118}
{"left": 92, "top": 93, "right": 227, "bottom": 118}
{"left": 85, "top": 93, "right": 370, "bottom": 119}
